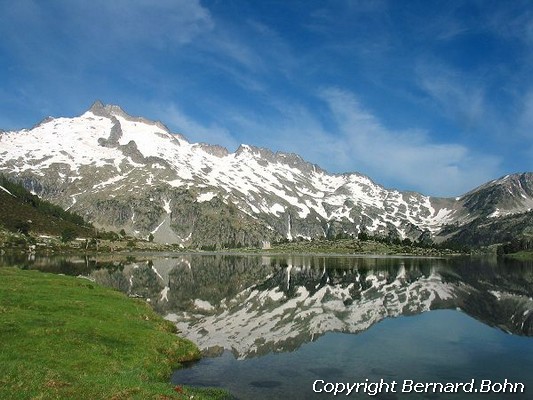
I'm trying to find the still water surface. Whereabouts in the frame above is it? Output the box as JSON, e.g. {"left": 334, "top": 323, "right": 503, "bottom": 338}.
{"left": 3, "top": 253, "right": 533, "bottom": 399}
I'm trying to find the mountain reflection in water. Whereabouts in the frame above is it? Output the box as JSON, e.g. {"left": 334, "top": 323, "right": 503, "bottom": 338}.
{"left": 4, "top": 254, "right": 532, "bottom": 360}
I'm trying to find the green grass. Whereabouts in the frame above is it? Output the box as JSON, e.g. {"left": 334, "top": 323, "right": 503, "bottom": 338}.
{"left": 505, "top": 250, "right": 533, "bottom": 260}
{"left": 0, "top": 178, "right": 93, "bottom": 238}
{"left": 260, "top": 238, "right": 459, "bottom": 256}
{"left": 0, "top": 268, "right": 229, "bottom": 400}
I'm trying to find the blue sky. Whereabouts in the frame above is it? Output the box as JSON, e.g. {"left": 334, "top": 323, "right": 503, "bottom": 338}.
{"left": 1, "top": 0, "right": 532, "bottom": 197}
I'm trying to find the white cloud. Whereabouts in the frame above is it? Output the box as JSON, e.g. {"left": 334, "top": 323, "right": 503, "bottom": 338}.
{"left": 484, "top": 1, "right": 533, "bottom": 46}
{"left": 520, "top": 90, "right": 533, "bottom": 162}
{"left": 318, "top": 88, "right": 501, "bottom": 196}
{"left": 416, "top": 62, "right": 487, "bottom": 132}
{"left": 216, "top": 99, "right": 350, "bottom": 168}
{"left": 0, "top": 0, "right": 214, "bottom": 60}
{"left": 76, "top": 0, "right": 214, "bottom": 48}
{"left": 520, "top": 90, "right": 533, "bottom": 135}
{"left": 154, "top": 103, "right": 239, "bottom": 151}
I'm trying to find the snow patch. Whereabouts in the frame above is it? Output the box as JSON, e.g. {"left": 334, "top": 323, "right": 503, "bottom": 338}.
{"left": 151, "top": 219, "right": 166, "bottom": 234}
{"left": 163, "top": 199, "right": 172, "bottom": 214}
{"left": 92, "top": 175, "right": 125, "bottom": 190}
{"left": 197, "top": 192, "right": 216, "bottom": 202}
{"left": 160, "top": 286, "right": 169, "bottom": 302}
{"left": 0, "top": 185, "right": 15, "bottom": 196}
{"left": 194, "top": 299, "right": 215, "bottom": 311}
{"left": 269, "top": 203, "right": 285, "bottom": 216}
{"left": 489, "top": 209, "right": 501, "bottom": 218}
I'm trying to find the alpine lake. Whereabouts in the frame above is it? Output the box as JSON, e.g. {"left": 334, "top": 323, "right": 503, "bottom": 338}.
{"left": 2, "top": 252, "right": 533, "bottom": 399}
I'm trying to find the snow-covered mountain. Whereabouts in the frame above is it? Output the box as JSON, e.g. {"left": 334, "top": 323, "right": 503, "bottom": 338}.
{"left": 1, "top": 101, "right": 532, "bottom": 246}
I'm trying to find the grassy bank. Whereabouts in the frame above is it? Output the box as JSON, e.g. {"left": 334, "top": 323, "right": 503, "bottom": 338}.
{"left": 261, "top": 238, "right": 465, "bottom": 256}
{"left": 0, "top": 268, "right": 228, "bottom": 400}
{"left": 505, "top": 250, "right": 533, "bottom": 261}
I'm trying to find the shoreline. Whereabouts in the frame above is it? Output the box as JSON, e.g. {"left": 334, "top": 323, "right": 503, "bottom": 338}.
{"left": 0, "top": 267, "right": 230, "bottom": 400}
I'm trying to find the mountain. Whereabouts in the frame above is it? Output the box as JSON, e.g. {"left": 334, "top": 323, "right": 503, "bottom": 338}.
{"left": 0, "top": 175, "right": 93, "bottom": 238}
{"left": 438, "top": 174, "right": 533, "bottom": 246}
{"left": 1, "top": 101, "right": 532, "bottom": 247}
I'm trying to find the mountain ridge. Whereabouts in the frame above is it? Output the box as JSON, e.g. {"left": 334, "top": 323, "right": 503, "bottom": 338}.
{"left": 1, "top": 102, "right": 532, "bottom": 248}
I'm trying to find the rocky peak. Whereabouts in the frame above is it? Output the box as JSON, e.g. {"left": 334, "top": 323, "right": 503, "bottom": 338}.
{"left": 88, "top": 100, "right": 107, "bottom": 116}
{"left": 197, "top": 143, "right": 229, "bottom": 158}
{"left": 88, "top": 100, "right": 173, "bottom": 135}
{"left": 276, "top": 151, "right": 324, "bottom": 175}
{"left": 498, "top": 173, "right": 533, "bottom": 194}
{"left": 460, "top": 172, "right": 533, "bottom": 217}
{"left": 105, "top": 104, "right": 129, "bottom": 117}
{"left": 235, "top": 143, "right": 255, "bottom": 155}
{"left": 31, "top": 116, "right": 55, "bottom": 130}
{"left": 234, "top": 144, "right": 322, "bottom": 174}
{"left": 235, "top": 144, "right": 278, "bottom": 163}
{"left": 88, "top": 100, "right": 129, "bottom": 119}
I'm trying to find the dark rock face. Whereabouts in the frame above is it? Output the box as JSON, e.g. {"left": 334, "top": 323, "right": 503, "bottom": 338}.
{"left": 197, "top": 143, "right": 229, "bottom": 158}
{"left": 98, "top": 117, "right": 123, "bottom": 148}
{"left": 460, "top": 173, "right": 533, "bottom": 217}
{"left": 437, "top": 173, "right": 533, "bottom": 246}
{"left": 88, "top": 100, "right": 107, "bottom": 116}
{"left": 78, "top": 186, "right": 277, "bottom": 248}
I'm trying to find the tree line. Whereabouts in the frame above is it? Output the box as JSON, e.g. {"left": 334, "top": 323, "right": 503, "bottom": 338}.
{"left": 0, "top": 174, "right": 89, "bottom": 228}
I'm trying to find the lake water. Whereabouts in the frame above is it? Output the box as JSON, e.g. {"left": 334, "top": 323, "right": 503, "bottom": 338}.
{"left": 3, "top": 253, "right": 533, "bottom": 399}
